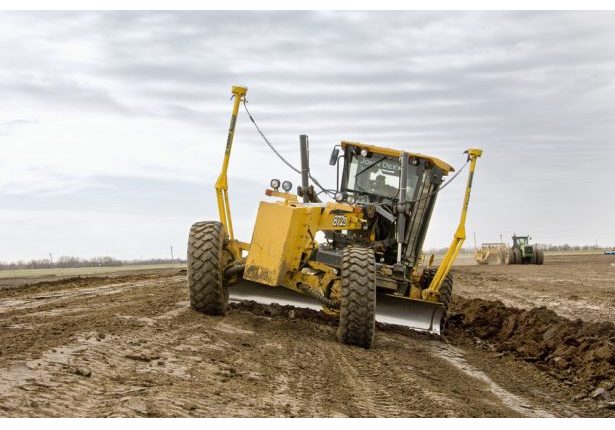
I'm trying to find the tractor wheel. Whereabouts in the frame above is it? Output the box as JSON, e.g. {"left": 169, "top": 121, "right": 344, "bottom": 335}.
{"left": 530, "top": 249, "right": 537, "bottom": 264}
{"left": 187, "top": 221, "right": 230, "bottom": 315}
{"left": 535, "top": 249, "right": 544, "bottom": 265}
{"left": 502, "top": 251, "right": 510, "bottom": 265}
{"left": 338, "top": 246, "right": 376, "bottom": 349}
{"left": 420, "top": 267, "right": 454, "bottom": 332}
{"left": 505, "top": 250, "right": 515, "bottom": 265}
{"left": 513, "top": 249, "right": 521, "bottom": 264}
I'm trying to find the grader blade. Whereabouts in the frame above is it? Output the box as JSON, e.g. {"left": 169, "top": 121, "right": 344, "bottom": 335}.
{"left": 229, "top": 282, "right": 444, "bottom": 335}
{"left": 229, "top": 281, "right": 324, "bottom": 311}
{"left": 375, "top": 293, "right": 444, "bottom": 335}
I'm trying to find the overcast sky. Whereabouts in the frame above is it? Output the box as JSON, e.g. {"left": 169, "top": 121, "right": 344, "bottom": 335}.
{"left": 1, "top": 11, "right": 614, "bottom": 261}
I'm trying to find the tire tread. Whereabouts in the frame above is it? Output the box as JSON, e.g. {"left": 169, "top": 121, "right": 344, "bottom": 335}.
{"left": 187, "top": 221, "right": 229, "bottom": 315}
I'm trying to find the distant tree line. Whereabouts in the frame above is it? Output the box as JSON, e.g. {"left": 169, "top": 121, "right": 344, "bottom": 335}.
{"left": 424, "top": 247, "right": 475, "bottom": 255}
{"left": 425, "top": 244, "right": 612, "bottom": 255}
{"left": 0, "top": 256, "right": 186, "bottom": 271}
{"left": 536, "top": 244, "right": 613, "bottom": 251}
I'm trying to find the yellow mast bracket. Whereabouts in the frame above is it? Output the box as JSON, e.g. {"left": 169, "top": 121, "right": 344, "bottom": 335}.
{"left": 215, "top": 85, "right": 248, "bottom": 240}
{"left": 423, "top": 148, "right": 483, "bottom": 301}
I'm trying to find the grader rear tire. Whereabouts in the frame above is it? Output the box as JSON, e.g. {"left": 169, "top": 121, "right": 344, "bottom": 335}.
{"left": 187, "top": 221, "right": 230, "bottom": 315}
{"left": 420, "top": 267, "right": 454, "bottom": 332}
{"left": 337, "top": 246, "right": 376, "bottom": 349}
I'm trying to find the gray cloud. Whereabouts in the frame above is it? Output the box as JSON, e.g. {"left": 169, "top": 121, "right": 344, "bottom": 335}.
{"left": 1, "top": 11, "right": 614, "bottom": 260}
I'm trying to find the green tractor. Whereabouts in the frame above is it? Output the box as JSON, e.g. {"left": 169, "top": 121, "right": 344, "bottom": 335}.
{"left": 506, "top": 234, "right": 544, "bottom": 265}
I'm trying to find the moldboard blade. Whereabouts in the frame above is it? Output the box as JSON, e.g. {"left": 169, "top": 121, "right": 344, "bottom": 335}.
{"left": 229, "top": 280, "right": 323, "bottom": 311}
{"left": 375, "top": 293, "right": 443, "bottom": 335}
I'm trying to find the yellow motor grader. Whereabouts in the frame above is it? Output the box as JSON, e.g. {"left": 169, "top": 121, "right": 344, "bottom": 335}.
{"left": 187, "top": 86, "right": 483, "bottom": 348}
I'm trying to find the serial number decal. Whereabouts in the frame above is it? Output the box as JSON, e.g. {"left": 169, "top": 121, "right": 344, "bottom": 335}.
{"left": 332, "top": 215, "right": 348, "bottom": 227}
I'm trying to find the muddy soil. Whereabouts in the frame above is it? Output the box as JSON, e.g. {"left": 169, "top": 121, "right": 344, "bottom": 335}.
{"left": 0, "top": 257, "right": 613, "bottom": 417}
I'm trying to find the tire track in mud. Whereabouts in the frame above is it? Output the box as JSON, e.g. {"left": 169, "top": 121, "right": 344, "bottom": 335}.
{"left": 1, "top": 301, "right": 193, "bottom": 416}
{"left": 427, "top": 341, "right": 554, "bottom": 417}
{"left": 0, "top": 278, "right": 172, "bottom": 315}
{"left": 329, "top": 336, "right": 522, "bottom": 417}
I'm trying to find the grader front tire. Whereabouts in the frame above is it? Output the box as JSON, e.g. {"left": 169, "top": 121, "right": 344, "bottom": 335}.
{"left": 187, "top": 221, "right": 230, "bottom": 315}
{"left": 337, "top": 247, "right": 376, "bottom": 349}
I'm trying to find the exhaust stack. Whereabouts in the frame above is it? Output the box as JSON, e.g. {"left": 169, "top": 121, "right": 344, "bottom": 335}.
{"left": 299, "top": 134, "right": 310, "bottom": 203}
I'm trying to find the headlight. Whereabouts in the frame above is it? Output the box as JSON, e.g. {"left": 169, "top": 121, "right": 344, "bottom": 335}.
{"left": 360, "top": 149, "right": 369, "bottom": 157}
{"left": 346, "top": 195, "right": 356, "bottom": 205}
{"left": 282, "top": 180, "right": 292, "bottom": 192}
{"left": 270, "top": 179, "right": 280, "bottom": 190}
{"left": 335, "top": 192, "right": 344, "bottom": 202}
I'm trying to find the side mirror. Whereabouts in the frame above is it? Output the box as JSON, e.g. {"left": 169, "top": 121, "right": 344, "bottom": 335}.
{"left": 329, "top": 148, "right": 340, "bottom": 166}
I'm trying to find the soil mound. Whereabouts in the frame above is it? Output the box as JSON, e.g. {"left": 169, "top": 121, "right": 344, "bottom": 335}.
{"left": 449, "top": 297, "right": 615, "bottom": 394}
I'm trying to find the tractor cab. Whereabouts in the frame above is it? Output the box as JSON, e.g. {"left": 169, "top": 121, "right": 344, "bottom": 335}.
{"left": 513, "top": 235, "right": 530, "bottom": 247}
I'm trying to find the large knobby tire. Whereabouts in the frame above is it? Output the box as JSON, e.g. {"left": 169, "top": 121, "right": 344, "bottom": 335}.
{"left": 535, "top": 249, "right": 544, "bottom": 265}
{"left": 505, "top": 249, "right": 515, "bottom": 265}
{"left": 337, "top": 246, "right": 376, "bottom": 349}
{"left": 420, "top": 267, "right": 454, "bottom": 332}
{"left": 530, "top": 248, "right": 538, "bottom": 264}
{"left": 502, "top": 252, "right": 508, "bottom": 265}
{"left": 513, "top": 249, "right": 522, "bottom": 264}
{"left": 187, "top": 221, "right": 230, "bottom": 315}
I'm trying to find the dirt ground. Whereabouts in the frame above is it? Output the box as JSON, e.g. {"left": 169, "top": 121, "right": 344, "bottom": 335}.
{"left": 453, "top": 253, "right": 615, "bottom": 324}
{"left": 0, "top": 254, "right": 614, "bottom": 417}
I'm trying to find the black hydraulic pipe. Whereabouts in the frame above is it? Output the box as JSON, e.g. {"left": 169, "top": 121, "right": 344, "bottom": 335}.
{"left": 300, "top": 135, "right": 310, "bottom": 203}
{"left": 297, "top": 283, "right": 339, "bottom": 308}
{"left": 397, "top": 152, "right": 409, "bottom": 264}
{"left": 224, "top": 264, "right": 245, "bottom": 279}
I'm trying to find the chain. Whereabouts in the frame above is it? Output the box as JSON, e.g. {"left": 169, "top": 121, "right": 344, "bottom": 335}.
{"left": 242, "top": 99, "right": 336, "bottom": 197}
{"left": 242, "top": 98, "right": 468, "bottom": 202}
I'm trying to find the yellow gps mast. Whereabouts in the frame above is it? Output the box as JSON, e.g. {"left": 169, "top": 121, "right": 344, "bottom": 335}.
{"left": 423, "top": 148, "right": 483, "bottom": 301}
{"left": 215, "top": 85, "right": 247, "bottom": 240}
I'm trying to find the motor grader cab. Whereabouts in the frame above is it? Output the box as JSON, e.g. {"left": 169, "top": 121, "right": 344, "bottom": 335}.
{"left": 187, "top": 86, "right": 483, "bottom": 348}
{"left": 336, "top": 142, "right": 454, "bottom": 271}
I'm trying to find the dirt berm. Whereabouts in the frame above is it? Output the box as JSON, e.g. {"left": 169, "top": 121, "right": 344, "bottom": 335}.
{"left": 448, "top": 297, "right": 615, "bottom": 397}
